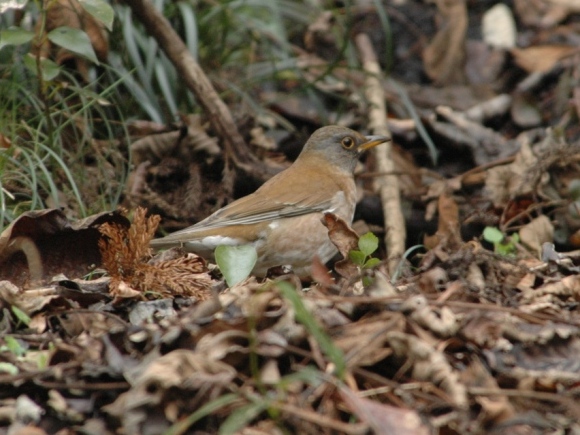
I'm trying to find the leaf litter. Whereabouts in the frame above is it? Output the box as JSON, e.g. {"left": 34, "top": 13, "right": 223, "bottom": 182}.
{"left": 2, "top": 2, "right": 580, "bottom": 434}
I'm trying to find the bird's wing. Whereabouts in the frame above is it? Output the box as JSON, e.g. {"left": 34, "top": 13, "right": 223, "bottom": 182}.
{"left": 153, "top": 183, "right": 339, "bottom": 247}
{"left": 151, "top": 158, "right": 347, "bottom": 245}
{"left": 199, "top": 194, "right": 332, "bottom": 227}
{"left": 194, "top": 162, "right": 345, "bottom": 228}
{"left": 157, "top": 191, "right": 333, "bottom": 244}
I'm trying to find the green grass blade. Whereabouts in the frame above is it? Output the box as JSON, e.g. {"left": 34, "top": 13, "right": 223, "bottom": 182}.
{"left": 219, "top": 401, "right": 268, "bottom": 435}
{"left": 36, "top": 143, "right": 87, "bottom": 216}
{"left": 276, "top": 281, "right": 346, "bottom": 379}
{"left": 178, "top": 1, "right": 199, "bottom": 59}
{"left": 388, "top": 77, "right": 439, "bottom": 165}
{"left": 163, "top": 393, "right": 240, "bottom": 435}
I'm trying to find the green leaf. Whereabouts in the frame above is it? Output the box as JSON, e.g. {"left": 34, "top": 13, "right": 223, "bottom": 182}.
{"left": 0, "top": 27, "right": 35, "bottom": 51}
{"left": 219, "top": 401, "right": 268, "bottom": 435}
{"left": 483, "top": 226, "right": 504, "bottom": 244}
{"left": 47, "top": 26, "right": 99, "bottom": 64}
{"left": 11, "top": 305, "right": 30, "bottom": 326}
{"left": 215, "top": 245, "right": 257, "bottom": 287}
{"left": 278, "top": 365, "right": 324, "bottom": 389}
{"left": 164, "top": 394, "right": 239, "bottom": 435}
{"left": 276, "top": 281, "right": 346, "bottom": 379}
{"left": 23, "top": 54, "right": 61, "bottom": 81}
{"left": 358, "top": 232, "right": 379, "bottom": 257}
{"left": 363, "top": 257, "right": 381, "bottom": 269}
{"left": 0, "top": 362, "right": 18, "bottom": 375}
{"left": 362, "top": 276, "right": 374, "bottom": 287}
{"left": 498, "top": 234, "right": 518, "bottom": 255}
{"left": 4, "top": 335, "right": 26, "bottom": 357}
{"left": 496, "top": 242, "right": 516, "bottom": 256}
{"left": 348, "top": 249, "right": 366, "bottom": 266}
{"left": 36, "top": 351, "right": 49, "bottom": 369}
{"left": 568, "top": 179, "right": 580, "bottom": 201}
{"left": 78, "top": 0, "right": 114, "bottom": 31}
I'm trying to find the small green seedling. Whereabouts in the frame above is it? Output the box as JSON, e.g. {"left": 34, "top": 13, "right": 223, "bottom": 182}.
{"left": 349, "top": 232, "right": 381, "bottom": 285}
{"left": 349, "top": 232, "right": 381, "bottom": 269}
{"left": 0, "top": 362, "right": 18, "bottom": 375}
{"left": 11, "top": 306, "right": 31, "bottom": 327}
{"left": 483, "top": 226, "right": 519, "bottom": 257}
{"left": 0, "top": 335, "right": 27, "bottom": 358}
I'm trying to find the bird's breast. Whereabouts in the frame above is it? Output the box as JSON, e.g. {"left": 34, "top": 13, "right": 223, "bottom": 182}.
{"left": 324, "top": 189, "right": 356, "bottom": 221}
{"left": 251, "top": 189, "right": 357, "bottom": 276}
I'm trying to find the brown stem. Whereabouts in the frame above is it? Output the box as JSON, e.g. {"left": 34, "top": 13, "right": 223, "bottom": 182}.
{"left": 120, "top": 0, "right": 277, "bottom": 183}
{"left": 354, "top": 32, "right": 406, "bottom": 276}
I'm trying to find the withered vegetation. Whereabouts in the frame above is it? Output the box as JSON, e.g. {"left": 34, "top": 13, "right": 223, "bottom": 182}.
{"left": 99, "top": 207, "right": 212, "bottom": 300}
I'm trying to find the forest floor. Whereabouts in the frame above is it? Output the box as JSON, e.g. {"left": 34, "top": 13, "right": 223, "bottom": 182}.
{"left": 2, "top": 1, "right": 580, "bottom": 434}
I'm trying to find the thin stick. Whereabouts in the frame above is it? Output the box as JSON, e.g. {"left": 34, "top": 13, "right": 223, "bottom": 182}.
{"left": 120, "top": 0, "right": 277, "bottom": 184}
{"left": 354, "top": 32, "right": 406, "bottom": 276}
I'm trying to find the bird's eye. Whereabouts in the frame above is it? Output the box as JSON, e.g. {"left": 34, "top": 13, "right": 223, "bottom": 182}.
{"left": 341, "top": 136, "right": 355, "bottom": 149}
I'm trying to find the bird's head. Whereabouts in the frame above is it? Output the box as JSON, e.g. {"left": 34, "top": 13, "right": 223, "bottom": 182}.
{"left": 298, "top": 125, "right": 391, "bottom": 173}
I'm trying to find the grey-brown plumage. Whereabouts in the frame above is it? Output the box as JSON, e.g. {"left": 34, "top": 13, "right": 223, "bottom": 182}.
{"left": 151, "top": 125, "right": 390, "bottom": 277}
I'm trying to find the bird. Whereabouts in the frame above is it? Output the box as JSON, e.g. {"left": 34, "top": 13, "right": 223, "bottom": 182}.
{"left": 150, "top": 125, "right": 390, "bottom": 278}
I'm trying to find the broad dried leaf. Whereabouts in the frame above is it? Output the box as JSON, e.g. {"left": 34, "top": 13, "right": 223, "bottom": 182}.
{"left": 488, "top": 334, "right": 580, "bottom": 385}
{"left": 0, "top": 209, "right": 129, "bottom": 286}
{"left": 104, "top": 349, "right": 237, "bottom": 425}
{"left": 461, "top": 359, "right": 516, "bottom": 424}
{"left": 519, "top": 215, "right": 554, "bottom": 256}
{"left": 514, "top": 0, "right": 578, "bottom": 27}
{"left": 131, "top": 115, "right": 220, "bottom": 165}
{"left": 334, "top": 312, "right": 404, "bottom": 367}
{"left": 321, "top": 212, "right": 359, "bottom": 279}
{"left": 422, "top": 0, "right": 468, "bottom": 85}
{"left": 482, "top": 3, "right": 516, "bottom": 49}
{"left": 340, "top": 385, "right": 430, "bottom": 435}
{"left": 0, "top": 280, "right": 64, "bottom": 317}
{"left": 511, "top": 45, "right": 578, "bottom": 73}
{"left": 485, "top": 141, "right": 538, "bottom": 207}
{"left": 387, "top": 331, "right": 469, "bottom": 409}
{"left": 423, "top": 192, "right": 461, "bottom": 251}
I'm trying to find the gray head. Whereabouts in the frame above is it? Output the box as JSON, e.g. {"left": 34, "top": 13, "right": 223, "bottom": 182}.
{"left": 297, "top": 125, "right": 390, "bottom": 173}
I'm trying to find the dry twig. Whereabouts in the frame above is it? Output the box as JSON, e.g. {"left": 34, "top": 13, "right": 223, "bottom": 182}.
{"left": 120, "top": 0, "right": 277, "bottom": 186}
{"left": 354, "top": 32, "right": 406, "bottom": 275}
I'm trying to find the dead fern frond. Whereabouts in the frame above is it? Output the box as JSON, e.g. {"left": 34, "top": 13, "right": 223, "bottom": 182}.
{"left": 99, "top": 207, "right": 158, "bottom": 278}
{"left": 99, "top": 207, "right": 212, "bottom": 300}
{"left": 136, "top": 255, "right": 212, "bottom": 299}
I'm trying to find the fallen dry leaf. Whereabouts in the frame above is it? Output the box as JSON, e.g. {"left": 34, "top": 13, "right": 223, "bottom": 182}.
{"left": 482, "top": 3, "right": 517, "bottom": 49}
{"left": 322, "top": 212, "right": 361, "bottom": 279}
{"left": 511, "top": 45, "right": 578, "bottom": 73}
{"left": 422, "top": 0, "right": 468, "bottom": 84}
{"left": 423, "top": 192, "right": 461, "bottom": 251}
{"left": 340, "top": 385, "right": 430, "bottom": 435}
{"left": 519, "top": 215, "right": 554, "bottom": 256}
{"left": 387, "top": 330, "right": 469, "bottom": 409}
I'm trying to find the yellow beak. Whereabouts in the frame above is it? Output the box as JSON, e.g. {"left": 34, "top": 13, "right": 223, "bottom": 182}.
{"left": 359, "top": 134, "right": 391, "bottom": 152}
